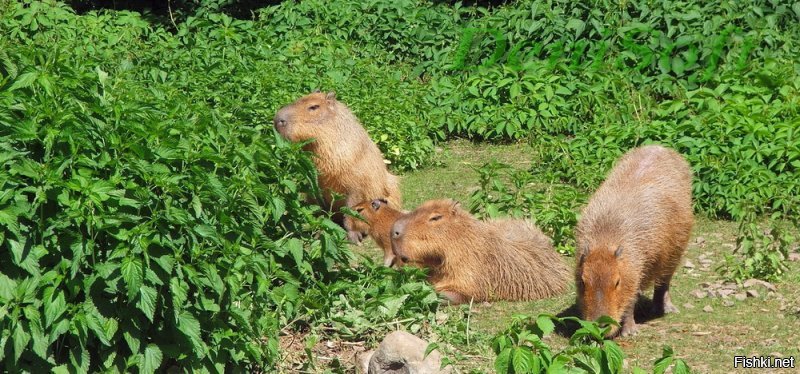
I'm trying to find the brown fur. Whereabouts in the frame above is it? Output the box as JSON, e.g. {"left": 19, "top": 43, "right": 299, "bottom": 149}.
{"left": 344, "top": 199, "right": 406, "bottom": 267}
{"left": 273, "top": 91, "right": 402, "bottom": 241}
{"left": 391, "top": 199, "right": 570, "bottom": 304}
{"left": 575, "top": 145, "right": 694, "bottom": 337}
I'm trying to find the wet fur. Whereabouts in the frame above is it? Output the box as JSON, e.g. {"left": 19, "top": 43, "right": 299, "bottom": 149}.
{"left": 392, "top": 199, "right": 570, "bottom": 303}
{"left": 576, "top": 145, "right": 694, "bottom": 336}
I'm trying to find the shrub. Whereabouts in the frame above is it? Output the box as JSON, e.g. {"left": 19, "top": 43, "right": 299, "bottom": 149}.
{"left": 492, "top": 314, "right": 691, "bottom": 373}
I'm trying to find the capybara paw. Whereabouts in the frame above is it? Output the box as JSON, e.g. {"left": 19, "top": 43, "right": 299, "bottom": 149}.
{"left": 662, "top": 301, "right": 679, "bottom": 314}
{"left": 620, "top": 322, "right": 639, "bottom": 337}
{"left": 346, "top": 230, "right": 364, "bottom": 244}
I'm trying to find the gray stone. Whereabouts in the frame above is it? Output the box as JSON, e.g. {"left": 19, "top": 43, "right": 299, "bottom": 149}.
{"left": 691, "top": 289, "right": 706, "bottom": 299}
{"left": 703, "top": 305, "right": 714, "bottom": 313}
{"left": 357, "top": 351, "right": 375, "bottom": 374}
{"left": 723, "top": 300, "right": 735, "bottom": 307}
{"left": 368, "top": 331, "right": 452, "bottom": 374}
{"left": 743, "top": 278, "right": 776, "bottom": 292}
{"left": 734, "top": 293, "right": 747, "bottom": 301}
{"left": 746, "top": 289, "right": 759, "bottom": 298}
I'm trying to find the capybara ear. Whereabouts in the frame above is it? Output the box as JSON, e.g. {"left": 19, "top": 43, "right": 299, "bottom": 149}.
{"left": 614, "top": 245, "right": 624, "bottom": 258}
{"left": 326, "top": 91, "right": 336, "bottom": 100}
{"left": 449, "top": 200, "right": 461, "bottom": 215}
{"left": 312, "top": 88, "right": 321, "bottom": 93}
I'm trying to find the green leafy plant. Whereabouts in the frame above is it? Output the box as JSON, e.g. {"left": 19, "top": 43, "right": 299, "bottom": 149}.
{"left": 468, "top": 161, "right": 586, "bottom": 254}
{"left": 492, "top": 314, "right": 691, "bottom": 373}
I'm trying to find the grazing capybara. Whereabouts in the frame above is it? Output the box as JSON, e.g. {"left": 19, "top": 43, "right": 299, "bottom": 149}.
{"left": 391, "top": 199, "right": 570, "bottom": 304}
{"left": 575, "top": 145, "right": 694, "bottom": 337}
{"left": 343, "top": 198, "right": 406, "bottom": 267}
{"left": 273, "top": 91, "right": 402, "bottom": 241}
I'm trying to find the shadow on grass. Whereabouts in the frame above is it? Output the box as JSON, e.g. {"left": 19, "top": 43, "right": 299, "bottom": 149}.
{"left": 554, "top": 295, "right": 670, "bottom": 338}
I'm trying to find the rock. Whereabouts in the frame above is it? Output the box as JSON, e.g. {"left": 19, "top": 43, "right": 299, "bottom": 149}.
{"left": 723, "top": 300, "right": 735, "bottom": 307}
{"left": 357, "top": 351, "right": 375, "bottom": 374}
{"left": 683, "top": 260, "right": 695, "bottom": 269}
{"left": 683, "top": 303, "right": 695, "bottom": 309}
{"left": 368, "top": 331, "right": 452, "bottom": 374}
{"left": 767, "top": 291, "right": 776, "bottom": 298}
{"left": 718, "top": 289, "right": 735, "bottom": 298}
{"left": 746, "top": 289, "right": 759, "bottom": 298}
{"left": 692, "top": 331, "right": 711, "bottom": 336}
{"left": 703, "top": 305, "right": 714, "bottom": 313}
{"left": 691, "top": 289, "right": 706, "bottom": 299}
{"left": 734, "top": 293, "right": 747, "bottom": 301}
{"left": 695, "top": 236, "right": 706, "bottom": 245}
{"left": 743, "top": 279, "right": 776, "bottom": 292}
{"left": 789, "top": 253, "right": 800, "bottom": 262}
{"left": 721, "top": 282, "right": 739, "bottom": 290}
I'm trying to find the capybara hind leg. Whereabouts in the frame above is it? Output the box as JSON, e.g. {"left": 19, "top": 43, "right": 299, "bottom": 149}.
{"left": 653, "top": 281, "right": 679, "bottom": 315}
{"left": 439, "top": 290, "right": 470, "bottom": 305}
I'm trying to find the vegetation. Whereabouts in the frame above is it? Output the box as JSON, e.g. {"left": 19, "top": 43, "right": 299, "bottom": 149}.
{"left": 1, "top": 0, "right": 798, "bottom": 372}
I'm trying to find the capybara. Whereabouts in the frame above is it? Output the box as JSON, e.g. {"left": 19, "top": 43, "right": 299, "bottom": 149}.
{"left": 343, "top": 198, "right": 406, "bottom": 267}
{"left": 391, "top": 199, "right": 570, "bottom": 304}
{"left": 575, "top": 145, "right": 693, "bottom": 337}
{"left": 273, "top": 91, "right": 402, "bottom": 242}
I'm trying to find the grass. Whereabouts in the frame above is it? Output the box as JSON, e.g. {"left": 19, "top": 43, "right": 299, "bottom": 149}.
{"left": 349, "top": 139, "right": 800, "bottom": 373}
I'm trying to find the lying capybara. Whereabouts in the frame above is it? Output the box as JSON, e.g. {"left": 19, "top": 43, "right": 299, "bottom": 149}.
{"left": 391, "top": 199, "right": 570, "bottom": 304}
{"left": 273, "top": 91, "right": 402, "bottom": 241}
{"left": 344, "top": 198, "right": 406, "bottom": 267}
{"left": 575, "top": 145, "right": 693, "bottom": 337}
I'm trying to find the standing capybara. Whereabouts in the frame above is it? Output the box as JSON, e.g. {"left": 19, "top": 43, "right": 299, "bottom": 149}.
{"left": 344, "top": 198, "right": 406, "bottom": 267}
{"left": 391, "top": 199, "right": 570, "bottom": 304}
{"left": 273, "top": 91, "right": 402, "bottom": 242}
{"left": 575, "top": 145, "right": 694, "bottom": 337}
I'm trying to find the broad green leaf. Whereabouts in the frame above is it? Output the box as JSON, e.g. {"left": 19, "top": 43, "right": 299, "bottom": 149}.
{"left": 121, "top": 256, "right": 144, "bottom": 301}
{"left": 176, "top": 311, "right": 205, "bottom": 356}
{"left": 142, "top": 344, "right": 163, "bottom": 374}
{"left": 137, "top": 286, "right": 158, "bottom": 322}
{"left": 13, "top": 322, "right": 30, "bottom": 363}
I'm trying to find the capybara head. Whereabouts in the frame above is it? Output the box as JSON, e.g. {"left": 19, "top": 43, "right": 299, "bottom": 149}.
{"left": 391, "top": 199, "right": 467, "bottom": 267}
{"left": 343, "top": 198, "right": 388, "bottom": 241}
{"left": 273, "top": 91, "right": 338, "bottom": 142}
{"left": 577, "top": 244, "right": 634, "bottom": 336}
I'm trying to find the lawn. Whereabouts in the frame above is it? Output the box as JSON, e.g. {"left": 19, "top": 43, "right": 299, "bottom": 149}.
{"left": 345, "top": 139, "right": 800, "bottom": 373}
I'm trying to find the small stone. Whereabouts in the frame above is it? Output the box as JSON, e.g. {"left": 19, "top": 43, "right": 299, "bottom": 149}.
{"left": 703, "top": 305, "right": 714, "bottom": 313}
{"left": 695, "top": 236, "right": 706, "bottom": 245}
{"left": 356, "top": 351, "right": 374, "bottom": 374}
{"left": 723, "top": 300, "right": 735, "bottom": 307}
{"left": 692, "top": 331, "right": 711, "bottom": 336}
{"left": 684, "top": 260, "right": 695, "bottom": 269}
{"left": 734, "top": 293, "right": 747, "bottom": 301}
{"left": 767, "top": 291, "right": 776, "bottom": 298}
{"left": 743, "top": 278, "right": 777, "bottom": 291}
{"left": 368, "top": 331, "right": 452, "bottom": 374}
{"left": 789, "top": 253, "right": 800, "bottom": 262}
{"left": 683, "top": 303, "right": 695, "bottom": 309}
{"left": 721, "top": 283, "right": 739, "bottom": 290}
{"left": 691, "top": 289, "right": 707, "bottom": 299}
{"left": 746, "top": 289, "right": 759, "bottom": 298}
{"left": 707, "top": 290, "right": 717, "bottom": 298}
{"left": 718, "top": 289, "right": 735, "bottom": 298}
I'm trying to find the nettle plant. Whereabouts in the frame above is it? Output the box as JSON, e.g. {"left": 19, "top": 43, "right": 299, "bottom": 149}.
{"left": 492, "top": 314, "right": 691, "bottom": 374}
{"left": 468, "top": 161, "right": 585, "bottom": 254}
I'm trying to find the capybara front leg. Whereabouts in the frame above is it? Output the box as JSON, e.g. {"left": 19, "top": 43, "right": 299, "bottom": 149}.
{"left": 619, "top": 307, "right": 639, "bottom": 337}
{"left": 653, "top": 279, "right": 679, "bottom": 315}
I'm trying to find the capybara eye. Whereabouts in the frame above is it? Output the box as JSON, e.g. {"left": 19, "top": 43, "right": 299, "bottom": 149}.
{"left": 356, "top": 208, "right": 364, "bottom": 213}
{"left": 429, "top": 214, "right": 442, "bottom": 222}
{"left": 615, "top": 278, "right": 620, "bottom": 288}
{"left": 308, "top": 104, "right": 320, "bottom": 111}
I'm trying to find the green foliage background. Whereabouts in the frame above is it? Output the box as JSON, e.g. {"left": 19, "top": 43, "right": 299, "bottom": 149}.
{"left": 1, "top": 0, "right": 798, "bottom": 372}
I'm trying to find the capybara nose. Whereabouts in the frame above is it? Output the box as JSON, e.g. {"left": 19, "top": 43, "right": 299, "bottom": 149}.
{"left": 400, "top": 255, "right": 409, "bottom": 262}
{"left": 392, "top": 230, "right": 400, "bottom": 238}
{"left": 274, "top": 117, "right": 287, "bottom": 127}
